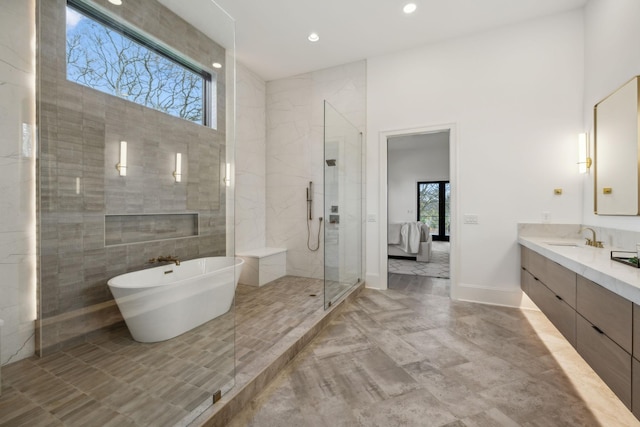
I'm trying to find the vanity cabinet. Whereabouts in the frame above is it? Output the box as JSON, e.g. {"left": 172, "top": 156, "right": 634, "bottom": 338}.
{"left": 521, "top": 246, "right": 635, "bottom": 411}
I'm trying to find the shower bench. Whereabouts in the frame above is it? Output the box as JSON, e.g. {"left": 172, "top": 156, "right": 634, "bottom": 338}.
{"left": 236, "top": 247, "right": 287, "bottom": 286}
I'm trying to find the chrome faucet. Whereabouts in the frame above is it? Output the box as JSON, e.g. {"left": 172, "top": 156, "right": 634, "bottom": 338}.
{"left": 149, "top": 255, "right": 181, "bottom": 266}
{"left": 580, "top": 227, "right": 603, "bottom": 248}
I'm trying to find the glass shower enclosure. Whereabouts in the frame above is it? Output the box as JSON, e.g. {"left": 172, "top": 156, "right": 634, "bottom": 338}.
{"left": 36, "top": 0, "right": 236, "bottom": 423}
{"left": 323, "top": 101, "right": 363, "bottom": 308}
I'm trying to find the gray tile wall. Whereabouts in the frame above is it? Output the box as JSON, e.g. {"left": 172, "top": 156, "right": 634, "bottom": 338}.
{"left": 37, "top": 0, "right": 228, "bottom": 353}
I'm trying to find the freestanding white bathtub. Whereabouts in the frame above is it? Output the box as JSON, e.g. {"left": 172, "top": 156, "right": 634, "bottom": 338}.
{"left": 107, "top": 257, "right": 244, "bottom": 343}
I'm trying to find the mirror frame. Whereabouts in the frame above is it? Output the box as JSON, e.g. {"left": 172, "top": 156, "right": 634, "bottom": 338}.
{"left": 594, "top": 75, "right": 640, "bottom": 215}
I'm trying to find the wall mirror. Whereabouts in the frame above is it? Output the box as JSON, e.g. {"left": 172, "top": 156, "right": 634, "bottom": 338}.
{"left": 594, "top": 76, "right": 640, "bottom": 215}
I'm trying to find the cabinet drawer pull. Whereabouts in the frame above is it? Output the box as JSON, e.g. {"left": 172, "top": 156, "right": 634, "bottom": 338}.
{"left": 555, "top": 295, "right": 563, "bottom": 301}
{"left": 592, "top": 325, "right": 604, "bottom": 334}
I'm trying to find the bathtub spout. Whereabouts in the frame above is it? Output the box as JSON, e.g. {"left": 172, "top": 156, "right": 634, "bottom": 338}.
{"left": 149, "top": 255, "right": 181, "bottom": 266}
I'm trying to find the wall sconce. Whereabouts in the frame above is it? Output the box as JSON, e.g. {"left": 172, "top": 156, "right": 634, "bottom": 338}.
{"left": 116, "top": 140, "right": 127, "bottom": 176}
{"left": 224, "top": 163, "right": 231, "bottom": 187}
{"left": 578, "top": 132, "right": 592, "bottom": 174}
{"left": 173, "top": 153, "right": 182, "bottom": 182}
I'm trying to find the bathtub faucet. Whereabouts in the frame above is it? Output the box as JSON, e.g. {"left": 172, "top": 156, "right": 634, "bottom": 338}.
{"left": 149, "top": 255, "right": 181, "bottom": 266}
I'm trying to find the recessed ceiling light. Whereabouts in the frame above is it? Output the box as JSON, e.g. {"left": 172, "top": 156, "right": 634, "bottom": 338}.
{"left": 212, "top": 62, "right": 222, "bottom": 69}
{"left": 108, "top": 0, "right": 123, "bottom": 5}
{"left": 403, "top": 3, "right": 417, "bottom": 14}
{"left": 308, "top": 32, "right": 319, "bottom": 42}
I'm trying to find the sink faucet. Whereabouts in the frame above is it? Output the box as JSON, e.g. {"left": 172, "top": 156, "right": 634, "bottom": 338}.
{"left": 149, "top": 255, "right": 181, "bottom": 266}
{"left": 580, "top": 227, "right": 603, "bottom": 248}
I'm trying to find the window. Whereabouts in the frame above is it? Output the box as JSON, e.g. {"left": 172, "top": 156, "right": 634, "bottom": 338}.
{"left": 65, "top": 0, "right": 213, "bottom": 127}
{"left": 417, "top": 181, "right": 450, "bottom": 241}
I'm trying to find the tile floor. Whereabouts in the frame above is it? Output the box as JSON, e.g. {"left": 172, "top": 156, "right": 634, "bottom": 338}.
{"left": 228, "top": 274, "right": 639, "bottom": 427}
{"left": 0, "top": 276, "right": 325, "bottom": 426}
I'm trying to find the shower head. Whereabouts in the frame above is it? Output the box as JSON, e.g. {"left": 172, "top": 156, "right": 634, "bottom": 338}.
{"left": 326, "top": 159, "right": 336, "bottom": 167}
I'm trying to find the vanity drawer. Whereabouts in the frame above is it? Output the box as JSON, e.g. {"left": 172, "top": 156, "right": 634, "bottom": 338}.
{"left": 528, "top": 276, "right": 576, "bottom": 347}
{"left": 521, "top": 268, "right": 535, "bottom": 295}
{"left": 633, "top": 358, "right": 640, "bottom": 418}
{"left": 541, "top": 259, "right": 576, "bottom": 309}
{"left": 634, "top": 304, "right": 640, "bottom": 358}
{"left": 577, "top": 275, "right": 632, "bottom": 353}
{"left": 577, "top": 314, "right": 631, "bottom": 409}
{"left": 521, "top": 247, "right": 576, "bottom": 308}
{"left": 523, "top": 247, "right": 546, "bottom": 278}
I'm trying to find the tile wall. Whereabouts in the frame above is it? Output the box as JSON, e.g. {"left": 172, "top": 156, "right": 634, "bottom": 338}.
{"left": 265, "top": 61, "right": 366, "bottom": 279}
{"left": 235, "top": 63, "right": 266, "bottom": 253}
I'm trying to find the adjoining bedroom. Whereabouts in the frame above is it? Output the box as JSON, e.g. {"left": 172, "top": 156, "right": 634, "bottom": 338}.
{"left": 387, "top": 131, "right": 451, "bottom": 292}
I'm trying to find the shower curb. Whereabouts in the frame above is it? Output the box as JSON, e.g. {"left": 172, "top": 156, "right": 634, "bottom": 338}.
{"left": 191, "top": 281, "right": 365, "bottom": 427}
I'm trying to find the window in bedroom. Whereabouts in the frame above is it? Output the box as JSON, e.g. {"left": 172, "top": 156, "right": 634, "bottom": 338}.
{"left": 417, "top": 181, "right": 450, "bottom": 241}
{"left": 65, "top": 0, "right": 214, "bottom": 127}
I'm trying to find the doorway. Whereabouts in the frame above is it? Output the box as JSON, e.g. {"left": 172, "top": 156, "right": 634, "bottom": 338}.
{"left": 378, "top": 123, "right": 457, "bottom": 294}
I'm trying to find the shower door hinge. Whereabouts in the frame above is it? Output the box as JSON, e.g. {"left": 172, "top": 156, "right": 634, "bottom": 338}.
{"left": 212, "top": 390, "right": 222, "bottom": 404}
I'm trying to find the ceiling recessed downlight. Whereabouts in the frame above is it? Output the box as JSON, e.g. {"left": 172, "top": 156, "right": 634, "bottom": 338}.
{"left": 108, "top": 0, "right": 123, "bottom": 5}
{"left": 308, "top": 32, "right": 320, "bottom": 42}
{"left": 403, "top": 3, "right": 417, "bottom": 14}
{"left": 212, "top": 62, "right": 222, "bottom": 69}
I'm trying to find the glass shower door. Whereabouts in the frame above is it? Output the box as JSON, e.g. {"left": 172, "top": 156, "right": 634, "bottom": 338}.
{"left": 323, "top": 101, "right": 362, "bottom": 308}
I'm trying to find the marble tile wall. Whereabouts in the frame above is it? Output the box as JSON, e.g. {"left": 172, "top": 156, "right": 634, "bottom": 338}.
{"left": 0, "top": 0, "right": 37, "bottom": 365}
{"left": 37, "top": 0, "right": 228, "bottom": 353}
{"left": 235, "top": 63, "right": 266, "bottom": 253}
{"left": 265, "top": 61, "right": 366, "bottom": 279}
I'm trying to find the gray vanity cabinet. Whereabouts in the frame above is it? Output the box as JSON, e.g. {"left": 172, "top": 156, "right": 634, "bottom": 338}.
{"left": 521, "top": 246, "right": 635, "bottom": 412}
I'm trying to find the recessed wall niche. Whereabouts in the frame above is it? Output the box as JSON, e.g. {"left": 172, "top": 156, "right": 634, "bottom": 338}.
{"left": 104, "top": 213, "right": 199, "bottom": 246}
{"left": 37, "top": 0, "right": 227, "bottom": 353}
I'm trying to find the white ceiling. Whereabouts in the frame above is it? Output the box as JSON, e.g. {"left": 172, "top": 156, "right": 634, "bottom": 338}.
{"left": 205, "top": 0, "right": 587, "bottom": 81}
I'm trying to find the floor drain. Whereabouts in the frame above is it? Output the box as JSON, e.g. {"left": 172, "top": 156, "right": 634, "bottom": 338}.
{"left": 309, "top": 294, "right": 317, "bottom": 297}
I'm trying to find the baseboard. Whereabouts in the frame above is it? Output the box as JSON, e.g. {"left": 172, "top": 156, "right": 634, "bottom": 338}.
{"left": 453, "top": 283, "right": 538, "bottom": 310}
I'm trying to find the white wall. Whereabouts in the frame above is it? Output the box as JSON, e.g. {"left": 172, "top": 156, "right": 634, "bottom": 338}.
{"left": 235, "top": 62, "right": 267, "bottom": 253}
{"left": 266, "top": 61, "right": 366, "bottom": 279}
{"left": 0, "top": 0, "right": 36, "bottom": 364}
{"left": 388, "top": 136, "right": 449, "bottom": 223}
{"left": 582, "top": 0, "right": 640, "bottom": 231}
{"left": 366, "top": 10, "right": 585, "bottom": 306}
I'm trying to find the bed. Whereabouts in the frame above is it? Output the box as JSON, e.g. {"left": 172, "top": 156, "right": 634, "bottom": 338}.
{"left": 388, "top": 222, "right": 432, "bottom": 262}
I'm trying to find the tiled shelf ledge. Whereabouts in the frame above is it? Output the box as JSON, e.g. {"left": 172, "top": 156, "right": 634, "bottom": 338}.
{"left": 105, "top": 213, "right": 199, "bottom": 246}
{"left": 190, "top": 281, "right": 365, "bottom": 427}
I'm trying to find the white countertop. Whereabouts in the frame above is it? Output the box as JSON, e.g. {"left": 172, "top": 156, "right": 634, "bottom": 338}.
{"left": 519, "top": 236, "right": 640, "bottom": 306}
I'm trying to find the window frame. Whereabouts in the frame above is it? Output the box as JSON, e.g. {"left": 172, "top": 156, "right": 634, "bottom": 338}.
{"left": 416, "top": 180, "right": 450, "bottom": 242}
{"left": 66, "top": 0, "right": 213, "bottom": 127}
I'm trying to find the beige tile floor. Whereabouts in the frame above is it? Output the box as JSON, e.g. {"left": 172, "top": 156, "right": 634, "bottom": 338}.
{"left": 0, "top": 276, "right": 325, "bottom": 426}
{"left": 228, "top": 274, "right": 640, "bottom": 427}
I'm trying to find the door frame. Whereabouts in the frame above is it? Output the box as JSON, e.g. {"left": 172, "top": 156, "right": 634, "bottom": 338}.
{"left": 378, "top": 123, "right": 458, "bottom": 297}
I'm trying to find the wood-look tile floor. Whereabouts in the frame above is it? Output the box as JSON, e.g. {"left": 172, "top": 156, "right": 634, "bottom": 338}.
{"left": 0, "top": 276, "right": 324, "bottom": 426}
{"left": 229, "top": 274, "right": 640, "bottom": 427}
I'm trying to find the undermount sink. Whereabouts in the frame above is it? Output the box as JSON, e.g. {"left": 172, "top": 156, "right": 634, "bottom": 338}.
{"left": 545, "top": 242, "right": 581, "bottom": 247}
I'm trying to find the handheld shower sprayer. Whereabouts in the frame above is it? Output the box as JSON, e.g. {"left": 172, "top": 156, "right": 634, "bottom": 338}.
{"left": 307, "top": 181, "right": 313, "bottom": 220}
{"left": 306, "top": 181, "right": 323, "bottom": 251}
